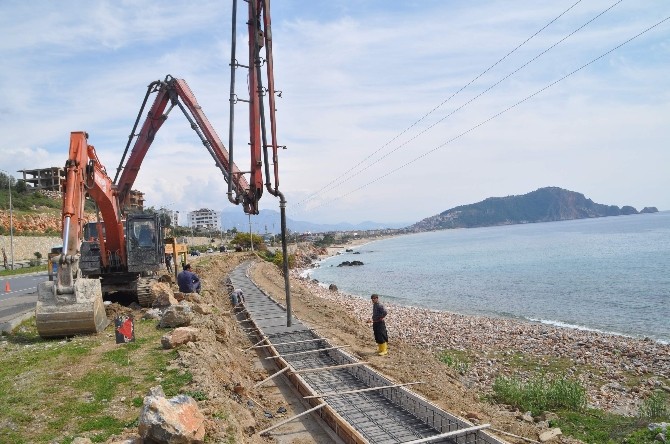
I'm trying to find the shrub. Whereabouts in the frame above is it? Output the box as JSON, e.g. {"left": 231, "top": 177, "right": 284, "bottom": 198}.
{"left": 638, "top": 390, "right": 669, "bottom": 420}
{"left": 272, "top": 251, "right": 295, "bottom": 270}
{"left": 492, "top": 374, "right": 586, "bottom": 415}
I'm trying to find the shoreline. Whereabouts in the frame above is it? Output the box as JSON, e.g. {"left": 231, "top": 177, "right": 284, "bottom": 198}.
{"left": 306, "top": 236, "right": 668, "bottom": 345}
{"left": 293, "top": 238, "right": 670, "bottom": 416}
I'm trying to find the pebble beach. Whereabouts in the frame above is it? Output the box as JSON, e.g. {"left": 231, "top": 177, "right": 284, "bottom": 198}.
{"left": 293, "top": 243, "right": 670, "bottom": 417}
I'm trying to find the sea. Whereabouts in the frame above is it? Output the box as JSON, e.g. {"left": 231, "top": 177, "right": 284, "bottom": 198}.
{"left": 306, "top": 212, "right": 670, "bottom": 344}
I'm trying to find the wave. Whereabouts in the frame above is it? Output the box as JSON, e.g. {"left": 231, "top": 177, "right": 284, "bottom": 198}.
{"left": 528, "top": 317, "right": 668, "bottom": 345}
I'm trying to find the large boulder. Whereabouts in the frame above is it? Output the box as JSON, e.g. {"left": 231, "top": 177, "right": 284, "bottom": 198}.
{"left": 152, "top": 282, "right": 178, "bottom": 308}
{"left": 161, "top": 327, "right": 200, "bottom": 349}
{"left": 139, "top": 386, "right": 205, "bottom": 443}
{"left": 159, "top": 303, "right": 194, "bottom": 328}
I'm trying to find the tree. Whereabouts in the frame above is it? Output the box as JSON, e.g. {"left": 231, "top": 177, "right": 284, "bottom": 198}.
{"left": 272, "top": 251, "right": 295, "bottom": 269}
{"left": 231, "top": 232, "right": 266, "bottom": 250}
{"left": 15, "top": 179, "right": 27, "bottom": 193}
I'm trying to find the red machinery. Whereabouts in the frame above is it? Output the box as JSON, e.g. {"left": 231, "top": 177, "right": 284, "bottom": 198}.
{"left": 36, "top": 0, "right": 290, "bottom": 338}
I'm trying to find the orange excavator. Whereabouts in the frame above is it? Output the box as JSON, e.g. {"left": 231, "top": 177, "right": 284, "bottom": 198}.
{"left": 36, "top": 0, "right": 290, "bottom": 337}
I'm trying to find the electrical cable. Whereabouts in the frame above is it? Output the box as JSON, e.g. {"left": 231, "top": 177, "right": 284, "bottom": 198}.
{"left": 305, "top": 14, "right": 669, "bottom": 211}
{"left": 295, "top": 0, "right": 589, "bottom": 209}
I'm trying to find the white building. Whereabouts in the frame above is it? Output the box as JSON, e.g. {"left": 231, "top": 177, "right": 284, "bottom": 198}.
{"left": 188, "top": 208, "right": 221, "bottom": 230}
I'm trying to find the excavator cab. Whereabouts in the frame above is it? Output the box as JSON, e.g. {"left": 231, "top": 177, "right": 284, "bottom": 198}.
{"left": 126, "top": 213, "right": 163, "bottom": 273}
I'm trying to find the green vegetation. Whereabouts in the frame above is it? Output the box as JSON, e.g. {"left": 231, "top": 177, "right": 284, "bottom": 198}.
{"left": 488, "top": 369, "right": 670, "bottom": 443}
{"left": 638, "top": 390, "right": 669, "bottom": 420}
{"left": 492, "top": 373, "right": 587, "bottom": 415}
{"left": 0, "top": 317, "right": 195, "bottom": 443}
{"left": 551, "top": 409, "right": 666, "bottom": 444}
{"left": 230, "top": 232, "right": 265, "bottom": 250}
{"left": 437, "top": 349, "right": 470, "bottom": 375}
{"left": 0, "top": 263, "right": 47, "bottom": 277}
{"left": 256, "top": 249, "right": 296, "bottom": 270}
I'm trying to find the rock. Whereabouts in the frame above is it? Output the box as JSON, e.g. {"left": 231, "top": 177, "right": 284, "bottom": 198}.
{"left": 539, "top": 428, "right": 562, "bottom": 442}
{"left": 72, "top": 438, "right": 93, "bottom": 444}
{"left": 233, "top": 383, "right": 247, "bottom": 396}
{"left": 465, "top": 411, "right": 484, "bottom": 420}
{"left": 328, "top": 284, "right": 338, "bottom": 292}
{"left": 161, "top": 327, "right": 200, "bottom": 349}
{"left": 159, "top": 304, "right": 194, "bottom": 328}
{"left": 192, "top": 303, "right": 212, "bottom": 315}
{"left": 536, "top": 411, "right": 559, "bottom": 422}
{"left": 139, "top": 386, "right": 206, "bottom": 444}
{"left": 336, "top": 260, "right": 364, "bottom": 267}
{"left": 152, "top": 282, "right": 178, "bottom": 308}
{"left": 143, "top": 308, "right": 162, "bottom": 320}
{"left": 183, "top": 293, "right": 202, "bottom": 303}
{"left": 517, "top": 411, "right": 534, "bottom": 423}
{"left": 108, "top": 438, "right": 142, "bottom": 444}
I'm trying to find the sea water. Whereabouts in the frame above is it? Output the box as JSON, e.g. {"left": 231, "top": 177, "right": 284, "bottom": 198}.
{"left": 307, "top": 212, "right": 670, "bottom": 343}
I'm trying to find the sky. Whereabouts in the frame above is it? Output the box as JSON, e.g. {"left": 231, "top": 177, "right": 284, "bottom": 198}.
{"left": 1, "top": 0, "right": 668, "bottom": 226}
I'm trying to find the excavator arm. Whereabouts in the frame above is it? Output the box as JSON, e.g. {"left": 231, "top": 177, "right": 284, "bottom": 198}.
{"left": 36, "top": 131, "right": 116, "bottom": 338}
{"left": 114, "top": 75, "right": 262, "bottom": 214}
{"left": 61, "top": 132, "right": 125, "bottom": 283}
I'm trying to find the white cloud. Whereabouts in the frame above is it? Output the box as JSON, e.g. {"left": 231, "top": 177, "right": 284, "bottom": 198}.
{"left": 0, "top": 0, "right": 668, "bottom": 225}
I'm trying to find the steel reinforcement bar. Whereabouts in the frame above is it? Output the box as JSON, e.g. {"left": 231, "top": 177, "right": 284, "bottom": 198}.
{"left": 228, "top": 262, "right": 506, "bottom": 444}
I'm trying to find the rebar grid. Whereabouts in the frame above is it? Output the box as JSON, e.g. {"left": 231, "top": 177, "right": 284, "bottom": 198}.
{"left": 228, "top": 263, "right": 504, "bottom": 444}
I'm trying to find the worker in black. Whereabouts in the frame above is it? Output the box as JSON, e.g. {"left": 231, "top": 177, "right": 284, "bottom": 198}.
{"left": 366, "top": 293, "right": 388, "bottom": 356}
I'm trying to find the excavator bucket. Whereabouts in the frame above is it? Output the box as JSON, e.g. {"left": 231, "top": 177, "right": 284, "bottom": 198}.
{"left": 36, "top": 278, "right": 109, "bottom": 338}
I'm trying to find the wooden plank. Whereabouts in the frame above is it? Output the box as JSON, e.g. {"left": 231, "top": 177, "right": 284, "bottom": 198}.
{"left": 253, "top": 366, "right": 291, "bottom": 388}
{"left": 253, "top": 337, "right": 327, "bottom": 348}
{"left": 401, "top": 424, "right": 491, "bottom": 444}
{"left": 258, "top": 402, "right": 328, "bottom": 436}
{"left": 291, "top": 361, "right": 369, "bottom": 374}
{"left": 304, "top": 382, "right": 423, "bottom": 399}
{"left": 264, "top": 345, "right": 349, "bottom": 359}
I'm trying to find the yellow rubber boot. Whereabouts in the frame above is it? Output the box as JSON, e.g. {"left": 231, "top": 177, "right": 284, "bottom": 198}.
{"left": 378, "top": 342, "right": 388, "bottom": 356}
{"left": 376, "top": 343, "right": 383, "bottom": 354}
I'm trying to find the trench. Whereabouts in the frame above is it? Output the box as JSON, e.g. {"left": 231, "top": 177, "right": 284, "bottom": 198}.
{"left": 228, "top": 262, "right": 507, "bottom": 444}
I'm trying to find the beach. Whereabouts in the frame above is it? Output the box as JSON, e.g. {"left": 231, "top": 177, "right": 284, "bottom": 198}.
{"left": 287, "top": 240, "right": 670, "bottom": 417}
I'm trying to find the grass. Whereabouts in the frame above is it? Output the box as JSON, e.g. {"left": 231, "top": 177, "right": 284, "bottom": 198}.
{"left": 638, "top": 390, "right": 669, "bottom": 420}
{"left": 492, "top": 373, "right": 587, "bottom": 415}
{"left": 490, "top": 368, "right": 670, "bottom": 444}
{"left": 0, "top": 264, "right": 47, "bottom": 277}
{"left": 0, "top": 317, "right": 196, "bottom": 443}
{"left": 437, "top": 349, "right": 471, "bottom": 375}
{"left": 552, "top": 409, "right": 667, "bottom": 444}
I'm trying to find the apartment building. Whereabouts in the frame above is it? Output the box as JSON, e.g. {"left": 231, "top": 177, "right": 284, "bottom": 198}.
{"left": 188, "top": 208, "right": 221, "bottom": 230}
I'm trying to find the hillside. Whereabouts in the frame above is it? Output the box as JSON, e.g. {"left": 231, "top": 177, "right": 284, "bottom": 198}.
{"left": 410, "top": 187, "right": 658, "bottom": 231}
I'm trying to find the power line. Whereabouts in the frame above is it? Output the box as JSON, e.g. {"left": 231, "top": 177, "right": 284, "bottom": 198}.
{"left": 305, "top": 14, "right": 669, "bottom": 211}
{"left": 295, "top": 0, "right": 586, "bottom": 209}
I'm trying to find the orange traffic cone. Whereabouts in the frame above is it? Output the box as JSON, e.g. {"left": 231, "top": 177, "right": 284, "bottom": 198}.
{"left": 4, "top": 281, "right": 10, "bottom": 293}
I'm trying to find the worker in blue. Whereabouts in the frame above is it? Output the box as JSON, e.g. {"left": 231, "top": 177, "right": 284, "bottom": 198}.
{"left": 177, "top": 263, "right": 201, "bottom": 293}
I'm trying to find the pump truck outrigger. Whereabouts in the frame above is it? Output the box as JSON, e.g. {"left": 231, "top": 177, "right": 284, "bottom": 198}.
{"left": 36, "top": 0, "right": 291, "bottom": 338}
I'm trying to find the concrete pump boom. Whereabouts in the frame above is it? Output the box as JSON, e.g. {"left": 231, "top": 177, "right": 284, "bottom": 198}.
{"left": 114, "top": 75, "right": 262, "bottom": 214}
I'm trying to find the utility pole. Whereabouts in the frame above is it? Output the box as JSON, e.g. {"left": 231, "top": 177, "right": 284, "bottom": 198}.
{"left": 1, "top": 170, "right": 14, "bottom": 270}
{"left": 249, "top": 214, "right": 254, "bottom": 253}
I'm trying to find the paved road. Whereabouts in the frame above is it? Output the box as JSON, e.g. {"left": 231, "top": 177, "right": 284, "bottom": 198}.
{"left": 0, "top": 272, "right": 48, "bottom": 332}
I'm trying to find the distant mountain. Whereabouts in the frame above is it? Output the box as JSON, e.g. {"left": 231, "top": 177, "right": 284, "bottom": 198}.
{"left": 220, "top": 208, "right": 407, "bottom": 234}
{"left": 410, "top": 187, "right": 658, "bottom": 231}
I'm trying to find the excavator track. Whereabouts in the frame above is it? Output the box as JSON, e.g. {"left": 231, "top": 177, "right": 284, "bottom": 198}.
{"left": 136, "top": 278, "right": 156, "bottom": 307}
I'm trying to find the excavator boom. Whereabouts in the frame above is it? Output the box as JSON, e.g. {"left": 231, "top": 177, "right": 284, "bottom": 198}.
{"left": 36, "top": 132, "right": 115, "bottom": 338}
